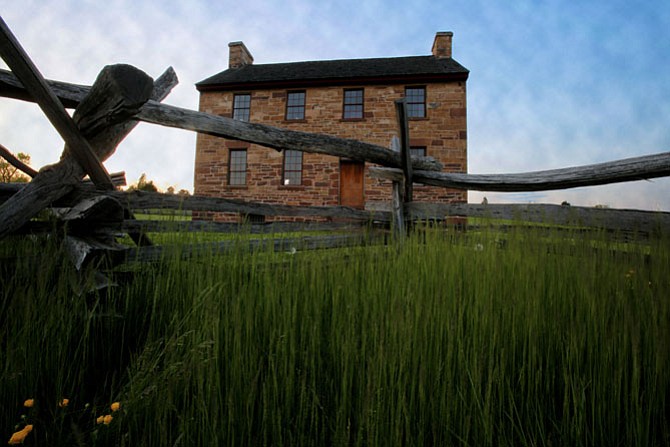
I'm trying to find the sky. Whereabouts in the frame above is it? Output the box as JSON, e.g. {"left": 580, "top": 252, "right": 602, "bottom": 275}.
{"left": 1, "top": 0, "right": 669, "bottom": 211}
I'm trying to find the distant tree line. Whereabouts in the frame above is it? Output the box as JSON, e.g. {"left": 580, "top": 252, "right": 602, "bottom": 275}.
{"left": 127, "top": 172, "right": 190, "bottom": 195}
{"left": 0, "top": 159, "right": 191, "bottom": 194}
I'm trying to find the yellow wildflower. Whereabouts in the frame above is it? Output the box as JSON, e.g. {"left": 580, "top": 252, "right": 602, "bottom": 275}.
{"left": 110, "top": 402, "right": 121, "bottom": 412}
{"left": 58, "top": 398, "right": 69, "bottom": 408}
{"left": 103, "top": 415, "right": 113, "bottom": 425}
{"left": 7, "top": 424, "right": 32, "bottom": 445}
{"left": 96, "top": 415, "right": 105, "bottom": 425}
{"left": 22, "top": 399, "right": 34, "bottom": 408}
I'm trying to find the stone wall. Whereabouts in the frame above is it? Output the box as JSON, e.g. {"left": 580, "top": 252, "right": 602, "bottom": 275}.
{"left": 194, "top": 80, "right": 467, "bottom": 220}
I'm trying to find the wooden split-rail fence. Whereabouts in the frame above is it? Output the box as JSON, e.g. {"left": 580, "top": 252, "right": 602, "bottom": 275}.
{"left": 1, "top": 16, "right": 670, "bottom": 272}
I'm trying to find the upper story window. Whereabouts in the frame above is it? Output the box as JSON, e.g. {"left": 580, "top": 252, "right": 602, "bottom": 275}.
{"left": 343, "top": 89, "right": 364, "bottom": 119}
{"left": 282, "top": 150, "right": 303, "bottom": 186}
{"left": 232, "top": 94, "right": 250, "bottom": 121}
{"left": 228, "top": 149, "right": 247, "bottom": 185}
{"left": 286, "top": 91, "right": 306, "bottom": 120}
{"left": 405, "top": 87, "right": 426, "bottom": 118}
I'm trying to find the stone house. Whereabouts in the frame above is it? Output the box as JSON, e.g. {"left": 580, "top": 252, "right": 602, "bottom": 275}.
{"left": 194, "top": 32, "right": 469, "bottom": 220}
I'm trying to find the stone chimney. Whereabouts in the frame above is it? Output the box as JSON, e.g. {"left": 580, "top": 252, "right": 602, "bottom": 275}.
{"left": 228, "top": 41, "right": 254, "bottom": 69}
{"left": 431, "top": 31, "right": 453, "bottom": 59}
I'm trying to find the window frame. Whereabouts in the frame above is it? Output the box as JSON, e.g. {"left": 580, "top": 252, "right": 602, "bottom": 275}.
{"left": 282, "top": 149, "right": 303, "bottom": 186}
{"left": 285, "top": 90, "right": 306, "bottom": 120}
{"left": 405, "top": 86, "right": 426, "bottom": 118}
{"left": 228, "top": 148, "right": 247, "bottom": 186}
{"left": 342, "top": 88, "right": 364, "bottom": 120}
{"left": 232, "top": 93, "right": 251, "bottom": 122}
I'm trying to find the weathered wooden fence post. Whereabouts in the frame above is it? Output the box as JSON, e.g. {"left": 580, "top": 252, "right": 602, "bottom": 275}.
{"left": 0, "top": 14, "right": 180, "bottom": 246}
{"left": 0, "top": 64, "right": 153, "bottom": 239}
{"left": 390, "top": 99, "right": 414, "bottom": 238}
{"left": 395, "top": 99, "right": 413, "bottom": 204}
{"left": 389, "top": 137, "right": 405, "bottom": 236}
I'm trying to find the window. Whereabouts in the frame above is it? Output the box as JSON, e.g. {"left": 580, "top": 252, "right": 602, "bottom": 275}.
{"left": 286, "top": 91, "right": 306, "bottom": 120}
{"left": 228, "top": 149, "right": 247, "bottom": 185}
{"left": 410, "top": 147, "right": 426, "bottom": 185}
{"left": 232, "top": 94, "right": 250, "bottom": 121}
{"left": 405, "top": 87, "right": 426, "bottom": 118}
{"left": 282, "top": 150, "right": 303, "bottom": 186}
{"left": 343, "top": 89, "right": 364, "bottom": 119}
{"left": 410, "top": 146, "right": 426, "bottom": 158}
{"left": 243, "top": 213, "right": 266, "bottom": 224}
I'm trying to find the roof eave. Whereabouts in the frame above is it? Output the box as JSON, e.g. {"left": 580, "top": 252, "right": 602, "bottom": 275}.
{"left": 196, "top": 71, "right": 469, "bottom": 92}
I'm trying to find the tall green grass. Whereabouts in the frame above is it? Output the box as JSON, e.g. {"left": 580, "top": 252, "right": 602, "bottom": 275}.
{"left": 1, "top": 226, "right": 668, "bottom": 446}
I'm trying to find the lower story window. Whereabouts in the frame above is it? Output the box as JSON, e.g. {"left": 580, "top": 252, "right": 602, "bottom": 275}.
{"left": 229, "top": 149, "right": 247, "bottom": 185}
{"left": 410, "top": 147, "right": 426, "bottom": 185}
{"left": 410, "top": 146, "right": 426, "bottom": 158}
{"left": 282, "top": 149, "right": 303, "bottom": 185}
{"left": 242, "top": 213, "right": 266, "bottom": 223}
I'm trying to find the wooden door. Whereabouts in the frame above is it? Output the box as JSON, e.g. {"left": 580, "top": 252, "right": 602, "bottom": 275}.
{"left": 339, "top": 160, "right": 365, "bottom": 209}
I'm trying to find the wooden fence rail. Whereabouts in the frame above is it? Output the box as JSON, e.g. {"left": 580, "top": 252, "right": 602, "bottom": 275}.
{"left": 2, "top": 182, "right": 668, "bottom": 237}
{"left": 369, "top": 152, "right": 670, "bottom": 192}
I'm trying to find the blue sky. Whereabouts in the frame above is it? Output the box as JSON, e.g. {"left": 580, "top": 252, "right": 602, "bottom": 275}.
{"left": 1, "top": 0, "right": 669, "bottom": 210}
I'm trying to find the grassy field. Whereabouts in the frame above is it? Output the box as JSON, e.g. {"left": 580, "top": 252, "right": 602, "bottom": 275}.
{"left": 1, "top": 226, "right": 668, "bottom": 446}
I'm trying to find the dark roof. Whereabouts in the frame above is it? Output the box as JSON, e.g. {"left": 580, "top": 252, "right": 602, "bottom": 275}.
{"left": 196, "top": 55, "right": 469, "bottom": 91}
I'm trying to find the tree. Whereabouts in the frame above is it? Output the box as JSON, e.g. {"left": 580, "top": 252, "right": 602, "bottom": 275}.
{"left": 166, "top": 186, "right": 191, "bottom": 195}
{"left": 127, "top": 173, "right": 158, "bottom": 192}
{"left": 0, "top": 152, "right": 32, "bottom": 183}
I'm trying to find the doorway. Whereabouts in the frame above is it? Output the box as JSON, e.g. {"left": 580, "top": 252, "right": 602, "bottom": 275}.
{"left": 339, "top": 160, "right": 365, "bottom": 209}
